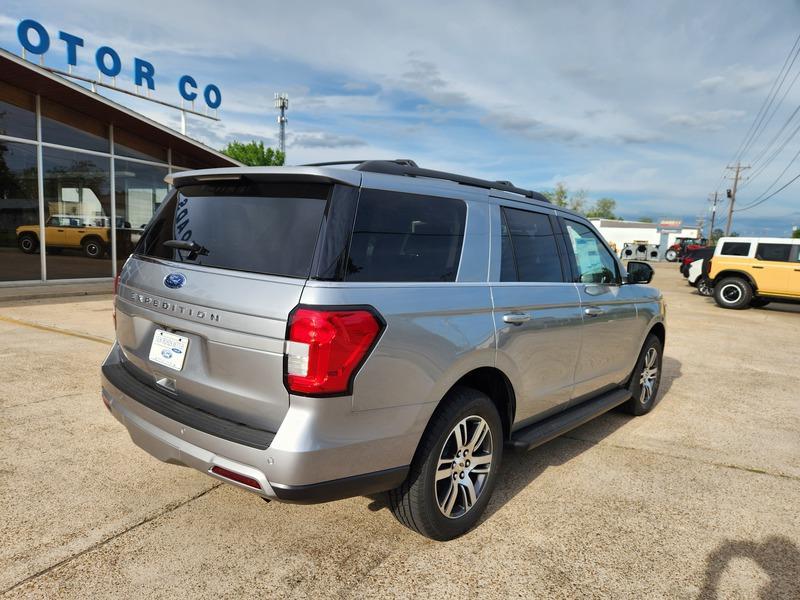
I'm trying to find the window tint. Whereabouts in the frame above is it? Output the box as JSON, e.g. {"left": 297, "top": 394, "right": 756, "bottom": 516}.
{"left": 755, "top": 243, "right": 792, "bottom": 262}
{"left": 720, "top": 241, "right": 751, "bottom": 256}
{"left": 138, "top": 182, "right": 329, "bottom": 278}
{"left": 500, "top": 208, "right": 562, "bottom": 282}
{"left": 564, "top": 220, "right": 619, "bottom": 284}
{"left": 346, "top": 190, "right": 466, "bottom": 282}
{"left": 792, "top": 245, "right": 800, "bottom": 263}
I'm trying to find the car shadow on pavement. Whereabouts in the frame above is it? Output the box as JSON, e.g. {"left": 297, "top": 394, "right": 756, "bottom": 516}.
{"left": 479, "top": 355, "right": 682, "bottom": 522}
{"left": 368, "top": 357, "right": 683, "bottom": 519}
{"left": 697, "top": 536, "right": 800, "bottom": 599}
{"left": 367, "top": 357, "right": 682, "bottom": 518}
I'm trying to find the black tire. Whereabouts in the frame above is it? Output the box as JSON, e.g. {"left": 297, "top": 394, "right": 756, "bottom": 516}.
{"left": 697, "top": 277, "right": 714, "bottom": 297}
{"left": 665, "top": 249, "right": 678, "bottom": 262}
{"left": 82, "top": 237, "right": 104, "bottom": 259}
{"left": 388, "top": 387, "right": 503, "bottom": 541}
{"left": 18, "top": 233, "right": 38, "bottom": 254}
{"left": 750, "top": 297, "right": 771, "bottom": 308}
{"left": 623, "top": 334, "right": 663, "bottom": 416}
{"left": 713, "top": 277, "right": 752, "bottom": 310}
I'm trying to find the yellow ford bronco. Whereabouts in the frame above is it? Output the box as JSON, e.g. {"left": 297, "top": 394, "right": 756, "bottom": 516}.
{"left": 708, "top": 237, "right": 800, "bottom": 309}
{"left": 16, "top": 215, "right": 110, "bottom": 259}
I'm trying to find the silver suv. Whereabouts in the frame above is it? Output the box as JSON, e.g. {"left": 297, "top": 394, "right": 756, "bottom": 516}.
{"left": 101, "top": 160, "right": 665, "bottom": 540}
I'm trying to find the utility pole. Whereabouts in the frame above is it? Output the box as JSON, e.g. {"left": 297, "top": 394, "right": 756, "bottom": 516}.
{"left": 724, "top": 162, "right": 750, "bottom": 237}
{"left": 708, "top": 191, "right": 719, "bottom": 239}
{"left": 274, "top": 93, "right": 289, "bottom": 157}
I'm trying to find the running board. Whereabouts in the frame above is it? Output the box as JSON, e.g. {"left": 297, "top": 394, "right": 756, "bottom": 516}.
{"left": 507, "top": 388, "right": 631, "bottom": 452}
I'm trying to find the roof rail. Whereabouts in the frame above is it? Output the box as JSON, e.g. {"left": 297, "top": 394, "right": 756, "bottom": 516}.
{"left": 299, "top": 159, "right": 549, "bottom": 202}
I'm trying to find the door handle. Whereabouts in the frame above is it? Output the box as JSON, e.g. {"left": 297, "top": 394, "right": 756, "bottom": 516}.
{"left": 751, "top": 266, "right": 764, "bottom": 269}
{"left": 503, "top": 312, "right": 531, "bottom": 325}
{"left": 584, "top": 306, "right": 604, "bottom": 317}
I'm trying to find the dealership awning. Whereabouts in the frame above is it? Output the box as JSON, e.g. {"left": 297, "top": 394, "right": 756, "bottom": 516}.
{"left": 0, "top": 49, "right": 239, "bottom": 169}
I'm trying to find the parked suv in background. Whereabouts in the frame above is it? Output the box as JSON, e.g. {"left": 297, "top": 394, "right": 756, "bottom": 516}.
{"left": 17, "top": 215, "right": 112, "bottom": 258}
{"left": 101, "top": 160, "right": 666, "bottom": 540}
{"left": 708, "top": 237, "right": 800, "bottom": 309}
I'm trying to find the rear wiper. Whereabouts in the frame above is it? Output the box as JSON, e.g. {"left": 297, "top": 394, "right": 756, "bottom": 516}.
{"left": 163, "top": 239, "right": 210, "bottom": 260}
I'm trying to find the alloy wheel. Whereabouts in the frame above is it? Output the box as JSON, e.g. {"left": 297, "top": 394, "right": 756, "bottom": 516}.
{"left": 435, "top": 415, "right": 493, "bottom": 519}
{"left": 639, "top": 347, "right": 659, "bottom": 405}
{"left": 719, "top": 283, "right": 741, "bottom": 304}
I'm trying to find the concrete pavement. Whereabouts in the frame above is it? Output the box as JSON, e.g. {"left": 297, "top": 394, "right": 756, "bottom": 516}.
{"left": 1, "top": 264, "right": 798, "bottom": 598}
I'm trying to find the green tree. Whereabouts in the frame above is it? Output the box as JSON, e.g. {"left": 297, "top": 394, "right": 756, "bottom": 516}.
{"left": 639, "top": 217, "right": 654, "bottom": 223}
{"left": 792, "top": 228, "right": 800, "bottom": 238}
{"left": 585, "top": 197, "right": 618, "bottom": 219}
{"left": 543, "top": 182, "right": 569, "bottom": 207}
{"left": 220, "top": 140, "right": 284, "bottom": 166}
{"left": 569, "top": 189, "right": 587, "bottom": 214}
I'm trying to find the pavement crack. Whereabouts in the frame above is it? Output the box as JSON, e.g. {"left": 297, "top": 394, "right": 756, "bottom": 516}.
{"left": 0, "top": 315, "right": 112, "bottom": 345}
{"left": 561, "top": 435, "right": 800, "bottom": 482}
{"left": 1, "top": 483, "right": 223, "bottom": 595}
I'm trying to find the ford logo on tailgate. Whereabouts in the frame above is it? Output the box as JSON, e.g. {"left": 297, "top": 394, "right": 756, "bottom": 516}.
{"left": 163, "top": 273, "right": 186, "bottom": 289}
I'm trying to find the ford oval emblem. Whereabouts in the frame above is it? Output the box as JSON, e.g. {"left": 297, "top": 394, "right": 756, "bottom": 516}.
{"left": 164, "top": 273, "right": 186, "bottom": 289}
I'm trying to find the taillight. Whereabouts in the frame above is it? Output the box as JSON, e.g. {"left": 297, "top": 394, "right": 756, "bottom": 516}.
{"left": 285, "top": 306, "right": 384, "bottom": 396}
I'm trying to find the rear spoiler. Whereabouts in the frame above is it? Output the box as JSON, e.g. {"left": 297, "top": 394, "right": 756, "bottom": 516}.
{"left": 166, "top": 166, "right": 362, "bottom": 188}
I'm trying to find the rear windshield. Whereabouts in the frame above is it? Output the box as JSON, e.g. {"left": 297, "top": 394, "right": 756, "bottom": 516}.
{"left": 137, "top": 182, "right": 329, "bottom": 278}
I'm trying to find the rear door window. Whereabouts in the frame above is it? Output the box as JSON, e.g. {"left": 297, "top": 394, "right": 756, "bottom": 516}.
{"left": 720, "top": 241, "right": 751, "bottom": 256}
{"left": 500, "top": 207, "right": 563, "bottom": 282}
{"left": 755, "top": 243, "right": 792, "bottom": 262}
{"left": 137, "top": 182, "right": 330, "bottom": 278}
{"left": 346, "top": 189, "right": 466, "bottom": 282}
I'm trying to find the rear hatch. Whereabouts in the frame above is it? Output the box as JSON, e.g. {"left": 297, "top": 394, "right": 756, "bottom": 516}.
{"left": 114, "top": 178, "right": 335, "bottom": 432}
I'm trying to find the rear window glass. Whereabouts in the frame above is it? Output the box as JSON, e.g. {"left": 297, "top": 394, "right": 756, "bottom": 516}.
{"left": 756, "top": 243, "right": 792, "bottom": 262}
{"left": 346, "top": 189, "right": 466, "bottom": 282}
{"left": 137, "top": 182, "right": 329, "bottom": 278}
{"left": 720, "top": 242, "right": 751, "bottom": 256}
{"left": 500, "top": 208, "right": 563, "bottom": 282}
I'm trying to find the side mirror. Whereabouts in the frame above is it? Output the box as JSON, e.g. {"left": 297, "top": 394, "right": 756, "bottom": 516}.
{"left": 626, "top": 261, "right": 654, "bottom": 284}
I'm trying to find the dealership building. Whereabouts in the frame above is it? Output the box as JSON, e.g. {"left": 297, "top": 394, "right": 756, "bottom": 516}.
{"left": 0, "top": 48, "right": 237, "bottom": 286}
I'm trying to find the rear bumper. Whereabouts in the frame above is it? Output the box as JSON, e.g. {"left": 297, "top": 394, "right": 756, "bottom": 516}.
{"left": 101, "top": 344, "right": 420, "bottom": 502}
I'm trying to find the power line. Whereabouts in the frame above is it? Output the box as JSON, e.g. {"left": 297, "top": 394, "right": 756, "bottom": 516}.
{"left": 709, "top": 32, "right": 800, "bottom": 201}
{"left": 745, "top": 71, "right": 800, "bottom": 172}
{"left": 732, "top": 32, "right": 800, "bottom": 164}
{"left": 736, "top": 169, "right": 800, "bottom": 212}
{"left": 740, "top": 141, "right": 800, "bottom": 209}
{"left": 740, "top": 117, "right": 800, "bottom": 188}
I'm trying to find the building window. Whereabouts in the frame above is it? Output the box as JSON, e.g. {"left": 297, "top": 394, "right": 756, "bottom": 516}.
{"left": 0, "top": 81, "right": 37, "bottom": 141}
{"left": 114, "top": 128, "right": 168, "bottom": 163}
{"left": 0, "top": 141, "right": 40, "bottom": 281}
{"left": 41, "top": 98, "right": 109, "bottom": 154}
{"left": 42, "top": 147, "right": 112, "bottom": 279}
{"left": 114, "top": 159, "right": 169, "bottom": 271}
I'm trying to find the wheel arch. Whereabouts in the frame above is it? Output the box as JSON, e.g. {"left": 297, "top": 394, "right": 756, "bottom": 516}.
{"left": 648, "top": 321, "right": 666, "bottom": 348}
{"left": 17, "top": 230, "right": 39, "bottom": 242}
{"left": 80, "top": 234, "right": 104, "bottom": 246}
{"left": 440, "top": 366, "right": 516, "bottom": 441}
{"left": 712, "top": 270, "right": 757, "bottom": 291}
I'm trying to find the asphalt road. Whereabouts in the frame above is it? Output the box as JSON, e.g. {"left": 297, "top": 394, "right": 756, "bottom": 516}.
{"left": 1, "top": 263, "right": 798, "bottom": 599}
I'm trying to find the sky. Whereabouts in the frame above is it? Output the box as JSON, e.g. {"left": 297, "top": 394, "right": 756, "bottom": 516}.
{"left": 2, "top": 1, "right": 799, "bottom": 236}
